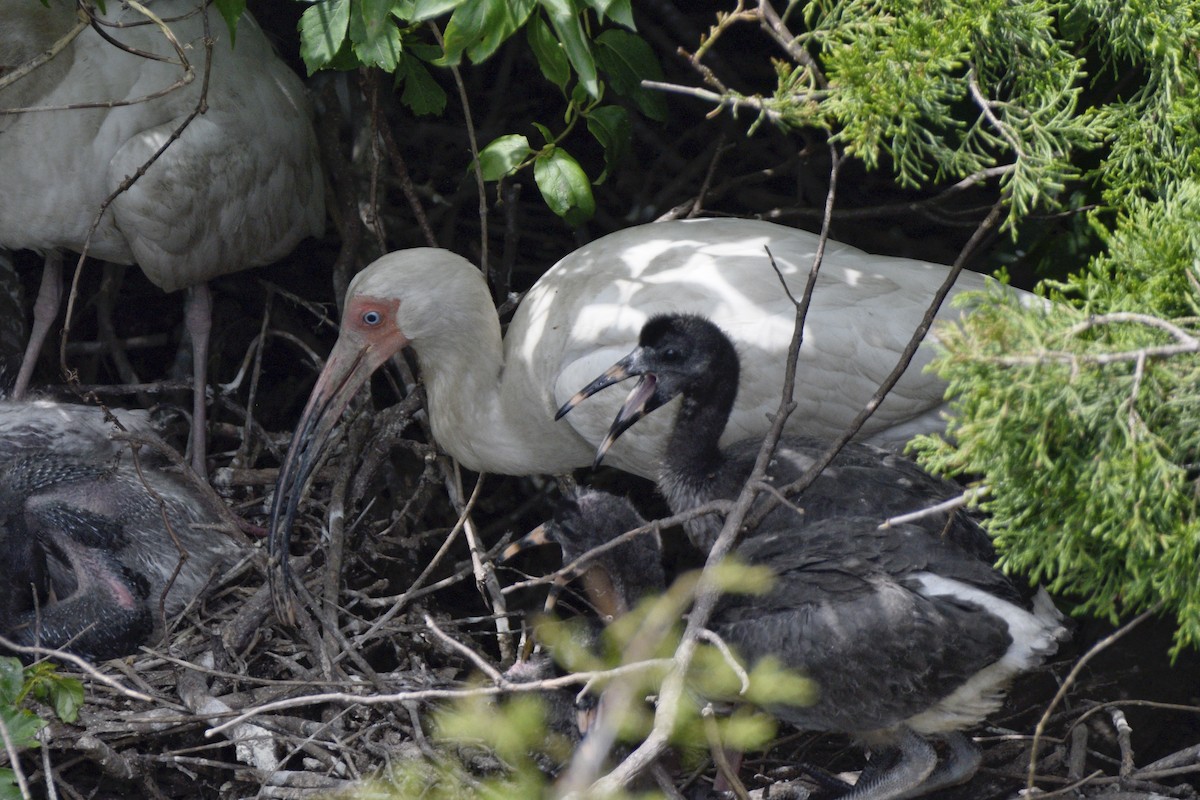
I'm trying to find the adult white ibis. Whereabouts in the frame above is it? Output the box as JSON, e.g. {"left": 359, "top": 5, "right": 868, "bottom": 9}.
{"left": 530, "top": 488, "right": 1065, "bottom": 799}
{"left": 0, "top": 401, "right": 243, "bottom": 661}
{"left": 0, "top": 0, "right": 325, "bottom": 475}
{"left": 269, "top": 218, "right": 1029, "bottom": 602}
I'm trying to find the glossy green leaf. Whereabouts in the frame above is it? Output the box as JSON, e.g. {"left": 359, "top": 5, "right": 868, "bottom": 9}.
{"left": 40, "top": 675, "right": 84, "bottom": 724}
{"left": 395, "top": 54, "right": 448, "bottom": 116}
{"left": 395, "top": 0, "right": 467, "bottom": 22}
{"left": 531, "top": 121, "right": 554, "bottom": 145}
{"left": 212, "top": 0, "right": 245, "bottom": 43}
{"left": 439, "top": 0, "right": 534, "bottom": 65}
{"left": 478, "top": 134, "right": 533, "bottom": 180}
{"left": 0, "top": 659, "right": 21, "bottom": 705}
{"left": 526, "top": 14, "right": 570, "bottom": 90}
{"left": 534, "top": 147, "right": 595, "bottom": 224}
{"left": 349, "top": 0, "right": 403, "bottom": 72}
{"left": 0, "top": 705, "right": 44, "bottom": 750}
{"left": 584, "top": 0, "right": 634, "bottom": 29}
{"left": 584, "top": 104, "right": 631, "bottom": 183}
{"left": 0, "top": 769, "right": 24, "bottom": 800}
{"left": 595, "top": 28, "right": 667, "bottom": 120}
{"left": 539, "top": 0, "right": 600, "bottom": 98}
{"left": 299, "top": 0, "right": 351, "bottom": 74}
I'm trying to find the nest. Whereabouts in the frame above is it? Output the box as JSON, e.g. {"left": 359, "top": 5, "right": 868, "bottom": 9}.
{"left": 3, "top": 2, "right": 1199, "bottom": 798}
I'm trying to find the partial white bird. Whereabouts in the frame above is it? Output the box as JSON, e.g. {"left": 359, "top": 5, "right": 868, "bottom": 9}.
{"left": 0, "top": 0, "right": 325, "bottom": 475}
{"left": 267, "top": 217, "right": 1030, "bottom": 610}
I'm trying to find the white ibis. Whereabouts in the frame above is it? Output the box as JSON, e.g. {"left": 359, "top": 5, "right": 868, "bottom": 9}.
{"left": 269, "top": 218, "right": 1029, "bottom": 603}
{"left": 0, "top": 401, "right": 243, "bottom": 661}
{"left": 0, "top": 0, "right": 325, "bottom": 475}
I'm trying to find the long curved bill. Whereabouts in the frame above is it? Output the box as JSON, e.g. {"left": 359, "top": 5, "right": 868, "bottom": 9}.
{"left": 555, "top": 352, "right": 664, "bottom": 469}
{"left": 500, "top": 524, "right": 554, "bottom": 562}
{"left": 590, "top": 373, "right": 658, "bottom": 468}
{"left": 268, "top": 331, "right": 404, "bottom": 624}
{"left": 554, "top": 360, "right": 636, "bottom": 421}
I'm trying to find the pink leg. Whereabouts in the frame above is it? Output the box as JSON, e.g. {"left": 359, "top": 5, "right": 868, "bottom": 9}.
{"left": 184, "top": 283, "right": 212, "bottom": 477}
{"left": 12, "top": 252, "right": 63, "bottom": 400}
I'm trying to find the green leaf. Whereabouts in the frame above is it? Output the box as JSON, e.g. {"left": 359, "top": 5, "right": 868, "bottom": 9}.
{"left": 584, "top": 104, "right": 631, "bottom": 182}
{"left": 0, "top": 706, "right": 44, "bottom": 750}
{"left": 439, "top": 0, "right": 532, "bottom": 65}
{"left": 349, "top": 0, "right": 403, "bottom": 72}
{"left": 478, "top": 134, "right": 533, "bottom": 180}
{"left": 531, "top": 121, "right": 554, "bottom": 145}
{"left": 212, "top": 0, "right": 245, "bottom": 43}
{"left": 534, "top": 147, "right": 595, "bottom": 224}
{"left": 395, "top": 55, "right": 447, "bottom": 116}
{"left": 595, "top": 28, "right": 667, "bottom": 121}
{"left": 0, "top": 659, "right": 22, "bottom": 705}
{"left": 395, "top": 0, "right": 466, "bottom": 22}
{"left": 583, "top": 0, "right": 634, "bottom": 30}
{"left": 526, "top": 14, "right": 570, "bottom": 91}
{"left": 538, "top": 1, "right": 600, "bottom": 98}
{"left": 0, "top": 768, "right": 25, "bottom": 800}
{"left": 468, "top": 0, "right": 536, "bottom": 63}
{"left": 299, "top": 0, "right": 351, "bottom": 75}
{"left": 438, "top": 0, "right": 535, "bottom": 65}
{"left": 42, "top": 676, "right": 84, "bottom": 724}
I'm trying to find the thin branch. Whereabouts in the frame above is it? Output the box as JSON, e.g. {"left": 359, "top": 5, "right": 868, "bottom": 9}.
{"left": 1027, "top": 602, "right": 1164, "bottom": 792}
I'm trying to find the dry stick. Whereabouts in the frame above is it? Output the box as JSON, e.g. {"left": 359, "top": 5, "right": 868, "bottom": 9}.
{"left": 755, "top": 0, "right": 826, "bottom": 87}
{"left": 0, "top": 15, "right": 88, "bottom": 94}
{"left": 1111, "top": 709, "right": 1134, "bottom": 778}
{"left": 360, "top": 69, "right": 388, "bottom": 254}
{"left": 429, "top": 21, "right": 488, "bottom": 275}
{"left": 206, "top": 658, "right": 674, "bottom": 737}
{"left": 0, "top": 3, "right": 190, "bottom": 108}
{"left": 40, "top": 726, "right": 60, "bottom": 800}
{"left": 640, "top": 79, "right": 790, "bottom": 126}
{"left": 424, "top": 615, "right": 504, "bottom": 683}
{"left": 754, "top": 199, "right": 1007, "bottom": 530}
{"left": 379, "top": 113, "right": 437, "bottom": 248}
{"left": 575, "top": 146, "right": 847, "bottom": 798}
{"left": 321, "top": 414, "right": 369, "bottom": 676}
{"left": 232, "top": 292, "right": 273, "bottom": 470}
{"left": 1026, "top": 602, "right": 1164, "bottom": 792}
{"left": 0, "top": 714, "right": 32, "bottom": 800}
{"left": 447, "top": 468, "right": 516, "bottom": 664}
{"left": 0, "top": 636, "right": 154, "bottom": 702}
{"left": 502, "top": 501, "right": 732, "bottom": 596}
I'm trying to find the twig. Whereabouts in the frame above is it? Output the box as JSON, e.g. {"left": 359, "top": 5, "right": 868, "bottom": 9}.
{"left": 428, "top": 22, "right": 487, "bottom": 274}
{"left": 1110, "top": 708, "right": 1134, "bottom": 778}
{"left": 640, "top": 80, "right": 791, "bottom": 125}
{"left": 424, "top": 615, "right": 503, "bottom": 683}
{"left": 762, "top": 201, "right": 1007, "bottom": 519}
{"left": 879, "top": 488, "right": 985, "bottom": 528}
{"left": 1027, "top": 602, "right": 1164, "bottom": 791}
{"left": 695, "top": 629, "right": 750, "bottom": 694}
{"left": 0, "top": 636, "right": 155, "bottom": 702}
{"left": 0, "top": 713, "right": 32, "bottom": 800}
{"left": 205, "top": 658, "right": 674, "bottom": 737}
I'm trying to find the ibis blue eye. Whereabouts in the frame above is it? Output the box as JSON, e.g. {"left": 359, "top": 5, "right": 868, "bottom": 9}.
{"left": 362, "top": 310, "right": 382, "bottom": 326}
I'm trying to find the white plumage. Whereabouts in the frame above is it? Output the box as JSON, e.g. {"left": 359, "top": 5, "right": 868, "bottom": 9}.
{"left": 281, "top": 217, "right": 1030, "bottom": 481}
{"left": 0, "top": 0, "right": 325, "bottom": 473}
